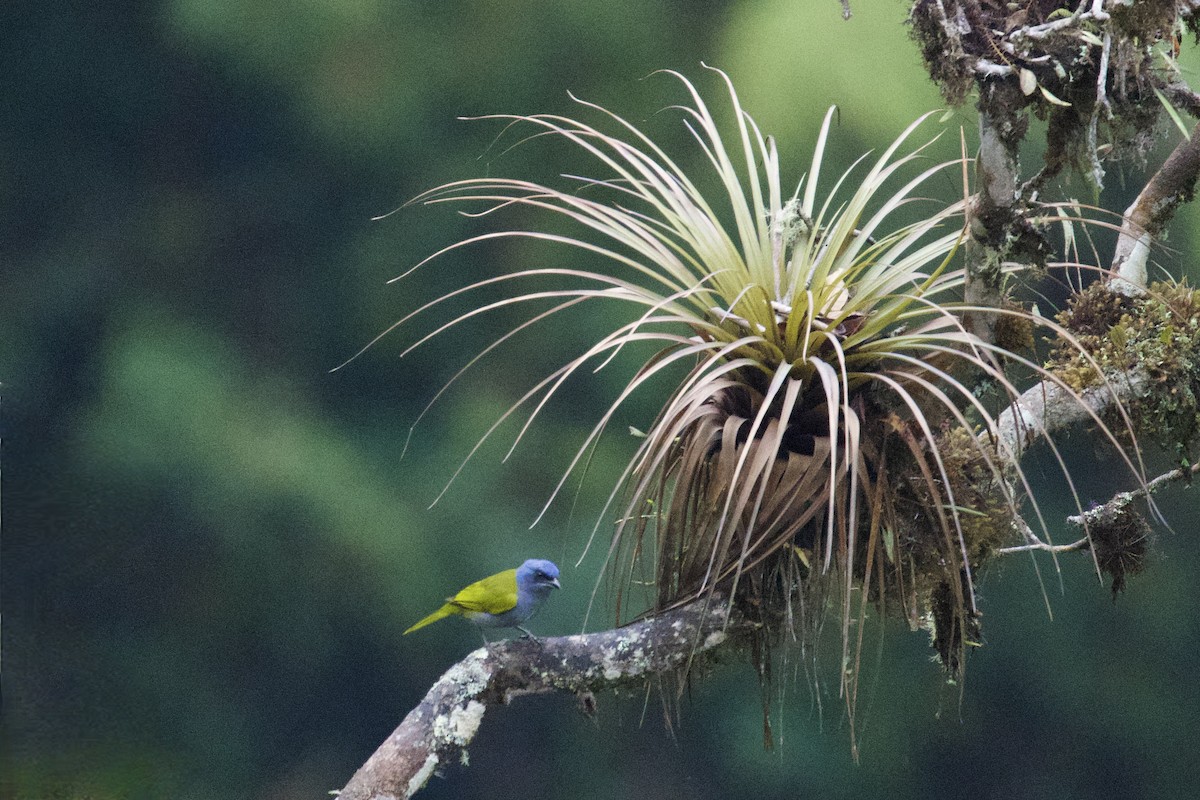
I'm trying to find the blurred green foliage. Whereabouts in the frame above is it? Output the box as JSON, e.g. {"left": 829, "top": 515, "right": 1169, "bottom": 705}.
{"left": 4, "top": 1, "right": 1200, "bottom": 799}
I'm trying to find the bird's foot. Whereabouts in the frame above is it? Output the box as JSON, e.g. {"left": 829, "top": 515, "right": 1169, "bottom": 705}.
{"left": 516, "top": 626, "right": 543, "bottom": 645}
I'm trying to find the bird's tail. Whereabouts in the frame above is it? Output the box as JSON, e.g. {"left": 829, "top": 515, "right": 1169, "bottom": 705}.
{"left": 403, "top": 603, "right": 456, "bottom": 634}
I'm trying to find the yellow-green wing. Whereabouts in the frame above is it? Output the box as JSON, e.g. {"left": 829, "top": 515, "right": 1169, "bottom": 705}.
{"left": 449, "top": 568, "right": 518, "bottom": 615}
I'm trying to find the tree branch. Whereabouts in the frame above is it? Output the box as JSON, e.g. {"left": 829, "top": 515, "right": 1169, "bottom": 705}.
{"left": 1066, "top": 460, "right": 1200, "bottom": 528}
{"left": 994, "top": 366, "right": 1151, "bottom": 461}
{"left": 1111, "top": 121, "right": 1200, "bottom": 294}
{"left": 963, "top": 106, "right": 1020, "bottom": 345}
{"left": 998, "top": 462, "right": 1198, "bottom": 557}
{"left": 336, "top": 597, "right": 745, "bottom": 800}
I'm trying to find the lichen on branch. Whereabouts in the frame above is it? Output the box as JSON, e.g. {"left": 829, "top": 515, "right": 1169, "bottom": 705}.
{"left": 335, "top": 598, "right": 742, "bottom": 800}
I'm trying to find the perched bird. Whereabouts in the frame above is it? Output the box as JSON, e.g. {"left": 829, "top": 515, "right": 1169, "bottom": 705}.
{"left": 404, "top": 559, "right": 561, "bottom": 640}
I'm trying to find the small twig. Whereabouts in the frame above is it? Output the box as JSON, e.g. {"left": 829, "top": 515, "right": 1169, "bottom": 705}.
{"left": 974, "top": 59, "right": 1014, "bottom": 78}
{"left": 1012, "top": 2, "right": 1101, "bottom": 41}
{"left": 998, "top": 537, "right": 1089, "bottom": 556}
{"left": 998, "top": 513, "right": 1088, "bottom": 555}
{"left": 1086, "top": 29, "right": 1113, "bottom": 190}
{"left": 711, "top": 306, "right": 763, "bottom": 333}
{"left": 1001, "top": 513, "right": 1047, "bottom": 549}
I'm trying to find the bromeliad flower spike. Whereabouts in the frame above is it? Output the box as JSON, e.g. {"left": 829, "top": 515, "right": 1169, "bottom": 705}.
{"left": 389, "top": 68, "right": 1148, "bottom": 707}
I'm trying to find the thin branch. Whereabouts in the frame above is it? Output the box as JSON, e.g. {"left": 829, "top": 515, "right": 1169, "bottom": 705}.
{"left": 996, "top": 512, "right": 1074, "bottom": 555}
{"left": 1011, "top": 2, "right": 1104, "bottom": 41}
{"left": 1086, "top": 29, "right": 1113, "bottom": 190}
{"left": 973, "top": 59, "right": 1014, "bottom": 78}
{"left": 1066, "top": 460, "right": 1200, "bottom": 527}
{"left": 999, "top": 462, "right": 1199, "bottom": 556}
{"left": 1159, "top": 83, "right": 1200, "bottom": 119}
{"left": 336, "top": 597, "right": 745, "bottom": 800}
{"left": 998, "top": 536, "right": 1088, "bottom": 555}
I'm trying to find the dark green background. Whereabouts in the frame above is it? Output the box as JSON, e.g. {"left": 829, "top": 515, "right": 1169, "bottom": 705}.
{"left": 5, "top": 2, "right": 1200, "bottom": 798}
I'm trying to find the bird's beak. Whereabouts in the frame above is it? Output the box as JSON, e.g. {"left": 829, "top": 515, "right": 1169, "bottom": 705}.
{"left": 550, "top": 578, "right": 561, "bottom": 589}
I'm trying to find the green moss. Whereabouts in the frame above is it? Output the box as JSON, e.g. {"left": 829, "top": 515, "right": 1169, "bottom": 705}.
{"left": 993, "top": 299, "right": 1036, "bottom": 355}
{"left": 937, "top": 425, "right": 1015, "bottom": 567}
{"left": 1050, "top": 281, "right": 1200, "bottom": 456}
{"left": 855, "top": 417, "right": 1015, "bottom": 677}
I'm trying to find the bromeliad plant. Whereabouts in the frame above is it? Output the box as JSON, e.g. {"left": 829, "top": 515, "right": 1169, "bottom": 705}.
{"left": 385, "top": 68, "right": 1147, "bottom": 692}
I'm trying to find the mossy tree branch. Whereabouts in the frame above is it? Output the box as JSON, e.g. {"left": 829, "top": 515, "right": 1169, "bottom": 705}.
{"left": 336, "top": 597, "right": 745, "bottom": 800}
{"left": 994, "top": 365, "right": 1152, "bottom": 461}
{"left": 963, "top": 105, "right": 1020, "bottom": 345}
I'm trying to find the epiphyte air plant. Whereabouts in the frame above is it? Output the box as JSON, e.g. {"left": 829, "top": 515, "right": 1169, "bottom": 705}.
{"left": 381, "top": 67, "right": 1147, "bottom": 692}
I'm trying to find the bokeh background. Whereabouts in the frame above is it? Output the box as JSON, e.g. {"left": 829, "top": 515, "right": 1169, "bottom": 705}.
{"left": 6, "top": 1, "right": 1200, "bottom": 798}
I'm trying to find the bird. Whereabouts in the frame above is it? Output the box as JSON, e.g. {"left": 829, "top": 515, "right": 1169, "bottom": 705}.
{"left": 403, "top": 559, "right": 561, "bottom": 641}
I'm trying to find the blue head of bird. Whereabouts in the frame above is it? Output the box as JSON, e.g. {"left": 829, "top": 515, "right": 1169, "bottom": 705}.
{"left": 516, "top": 559, "right": 561, "bottom": 605}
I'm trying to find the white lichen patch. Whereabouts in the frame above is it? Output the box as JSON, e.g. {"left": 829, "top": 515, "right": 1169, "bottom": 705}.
{"left": 599, "top": 634, "right": 658, "bottom": 681}
{"left": 702, "top": 631, "right": 727, "bottom": 649}
{"left": 441, "top": 653, "right": 491, "bottom": 696}
{"left": 600, "top": 650, "right": 625, "bottom": 681}
{"left": 432, "top": 700, "right": 487, "bottom": 747}
{"left": 406, "top": 752, "right": 439, "bottom": 797}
